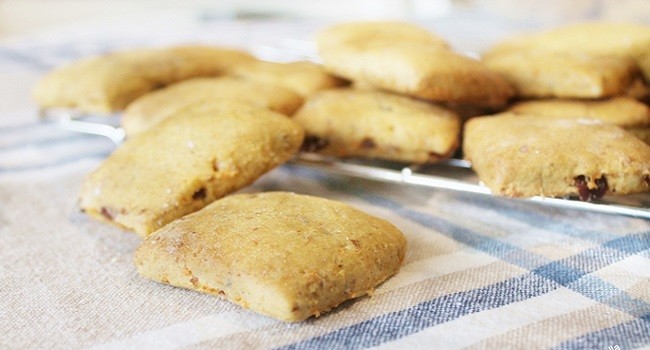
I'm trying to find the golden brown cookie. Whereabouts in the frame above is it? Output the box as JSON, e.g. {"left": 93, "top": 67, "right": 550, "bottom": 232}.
{"left": 317, "top": 22, "right": 514, "bottom": 107}
{"left": 228, "top": 60, "right": 347, "bottom": 97}
{"left": 483, "top": 51, "right": 639, "bottom": 98}
{"left": 485, "top": 22, "right": 650, "bottom": 80}
{"left": 134, "top": 192, "right": 407, "bottom": 322}
{"left": 509, "top": 97, "right": 650, "bottom": 144}
{"left": 463, "top": 112, "right": 650, "bottom": 199}
{"left": 508, "top": 96, "right": 650, "bottom": 128}
{"left": 79, "top": 102, "right": 304, "bottom": 237}
{"left": 316, "top": 21, "right": 448, "bottom": 52}
{"left": 33, "top": 45, "right": 256, "bottom": 113}
{"left": 121, "top": 77, "right": 303, "bottom": 136}
{"left": 293, "top": 89, "right": 461, "bottom": 163}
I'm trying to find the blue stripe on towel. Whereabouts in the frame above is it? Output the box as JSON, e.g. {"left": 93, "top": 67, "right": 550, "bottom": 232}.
{"left": 554, "top": 314, "right": 650, "bottom": 350}
{"left": 279, "top": 273, "right": 557, "bottom": 350}
{"left": 277, "top": 172, "right": 650, "bottom": 349}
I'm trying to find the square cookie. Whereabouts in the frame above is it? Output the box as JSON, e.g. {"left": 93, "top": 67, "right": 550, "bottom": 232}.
{"left": 485, "top": 22, "right": 650, "bottom": 81}
{"left": 121, "top": 77, "right": 303, "bottom": 136}
{"left": 134, "top": 192, "right": 407, "bottom": 322}
{"left": 293, "top": 89, "right": 461, "bottom": 163}
{"left": 316, "top": 22, "right": 514, "bottom": 107}
{"left": 33, "top": 45, "right": 256, "bottom": 113}
{"left": 228, "top": 60, "right": 347, "bottom": 97}
{"left": 79, "top": 102, "right": 304, "bottom": 237}
{"left": 463, "top": 112, "right": 650, "bottom": 199}
{"left": 508, "top": 97, "right": 650, "bottom": 143}
{"left": 483, "top": 51, "right": 639, "bottom": 98}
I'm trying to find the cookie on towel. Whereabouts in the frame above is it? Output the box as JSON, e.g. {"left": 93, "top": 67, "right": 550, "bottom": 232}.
{"left": 33, "top": 45, "right": 256, "bottom": 113}
{"left": 316, "top": 22, "right": 514, "bottom": 107}
{"left": 482, "top": 51, "right": 639, "bottom": 98}
{"left": 228, "top": 60, "right": 347, "bottom": 97}
{"left": 121, "top": 77, "right": 303, "bottom": 136}
{"left": 79, "top": 102, "right": 304, "bottom": 237}
{"left": 463, "top": 112, "right": 650, "bottom": 199}
{"left": 134, "top": 192, "right": 407, "bottom": 322}
{"left": 293, "top": 89, "right": 460, "bottom": 163}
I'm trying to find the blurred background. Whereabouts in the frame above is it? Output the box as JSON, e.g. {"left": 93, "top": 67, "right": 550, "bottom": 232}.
{"left": 1, "top": 0, "right": 649, "bottom": 39}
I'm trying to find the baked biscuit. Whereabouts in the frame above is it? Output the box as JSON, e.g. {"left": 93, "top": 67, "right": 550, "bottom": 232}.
{"left": 485, "top": 22, "right": 650, "bottom": 80}
{"left": 293, "top": 89, "right": 461, "bottom": 163}
{"left": 317, "top": 22, "right": 514, "bottom": 107}
{"left": 79, "top": 102, "right": 304, "bottom": 237}
{"left": 463, "top": 112, "right": 650, "bottom": 199}
{"left": 33, "top": 45, "right": 256, "bottom": 113}
{"left": 228, "top": 60, "right": 347, "bottom": 97}
{"left": 134, "top": 192, "right": 407, "bottom": 322}
{"left": 317, "top": 21, "right": 448, "bottom": 51}
{"left": 483, "top": 51, "right": 639, "bottom": 98}
{"left": 509, "top": 97, "right": 650, "bottom": 144}
{"left": 121, "top": 77, "right": 303, "bottom": 136}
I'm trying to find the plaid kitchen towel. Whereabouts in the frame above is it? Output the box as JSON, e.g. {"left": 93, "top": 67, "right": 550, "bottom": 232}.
{"left": 0, "top": 12, "right": 648, "bottom": 350}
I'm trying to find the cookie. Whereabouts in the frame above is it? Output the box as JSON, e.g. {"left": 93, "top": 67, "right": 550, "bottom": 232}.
{"left": 463, "top": 112, "right": 650, "bottom": 199}
{"left": 228, "top": 60, "right": 347, "bottom": 97}
{"left": 121, "top": 77, "right": 304, "bottom": 136}
{"left": 293, "top": 89, "right": 461, "bottom": 163}
{"left": 485, "top": 22, "right": 650, "bottom": 80}
{"left": 316, "top": 22, "right": 514, "bottom": 107}
{"left": 317, "top": 21, "right": 448, "bottom": 51}
{"left": 79, "top": 102, "right": 304, "bottom": 237}
{"left": 134, "top": 192, "right": 407, "bottom": 322}
{"left": 483, "top": 51, "right": 639, "bottom": 98}
{"left": 33, "top": 45, "right": 256, "bottom": 113}
{"left": 510, "top": 97, "right": 650, "bottom": 144}
{"left": 509, "top": 97, "right": 650, "bottom": 127}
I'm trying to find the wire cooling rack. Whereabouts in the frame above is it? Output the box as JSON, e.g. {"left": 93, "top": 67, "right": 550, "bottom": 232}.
{"left": 39, "top": 109, "right": 650, "bottom": 219}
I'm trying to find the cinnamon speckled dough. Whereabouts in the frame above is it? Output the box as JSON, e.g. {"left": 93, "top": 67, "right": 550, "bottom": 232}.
{"left": 509, "top": 97, "right": 650, "bottom": 144}
{"left": 33, "top": 45, "right": 256, "bottom": 113}
{"left": 483, "top": 51, "right": 639, "bottom": 98}
{"left": 121, "top": 77, "right": 303, "bottom": 136}
{"left": 317, "top": 22, "right": 514, "bottom": 107}
{"left": 463, "top": 113, "right": 650, "bottom": 199}
{"left": 134, "top": 192, "right": 407, "bottom": 322}
{"left": 79, "top": 102, "right": 304, "bottom": 237}
{"left": 293, "top": 89, "right": 460, "bottom": 163}
{"left": 228, "top": 60, "right": 347, "bottom": 97}
{"left": 484, "top": 22, "right": 650, "bottom": 80}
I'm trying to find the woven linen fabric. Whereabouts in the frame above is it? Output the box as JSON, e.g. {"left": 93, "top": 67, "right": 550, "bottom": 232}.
{"left": 1, "top": 16, "right": 649, "bottom": 350}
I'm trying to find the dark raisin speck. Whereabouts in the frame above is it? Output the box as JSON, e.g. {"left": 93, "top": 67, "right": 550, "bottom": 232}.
{"left": 574, "top": 175, "right": 608, "bottom": 201}
{"left": 192, "top": 187, "right": 207, "bottom": 200}
{"left": 301, "top": 136, "right": 329, "bottom": 152}
{"left": 360, "top": 138, "right": 376, "bottom": 149}
{"left": 100, "top": 207, "right": 114, "bottom": 220}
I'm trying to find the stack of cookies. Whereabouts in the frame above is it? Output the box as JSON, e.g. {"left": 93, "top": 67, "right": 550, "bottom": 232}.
{"left": 33, "top": 44, "right": 407, "bottom": 322}
{"left": 465, "top": 23, "right": 650, "bottom": 200}
{"left": 296, "top": 21, "right": 514, "bottom": 164}
{"left": 32, "top": 21, "right": 650, "bottom": 321}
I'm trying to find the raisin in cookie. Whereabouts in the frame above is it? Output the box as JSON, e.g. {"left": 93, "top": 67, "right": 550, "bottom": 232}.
{"left": 79, "top": 102, "right": 304, "bottom": 237}
{"left": 463, "top": 112, "right": 650, "bottom": 199}
{"left": 134, "top": 192, "right": 407, "bottom": 322}
{"left": 293, "top": 89, "right": 460, "bottom": 163}
{"left": 33, "top": 45, "right": 255, "bottom": 113}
